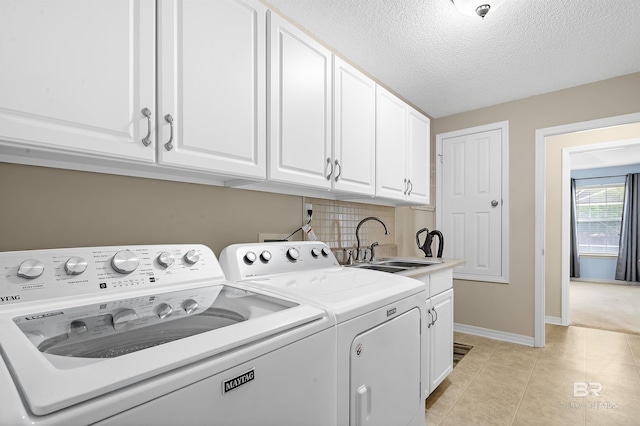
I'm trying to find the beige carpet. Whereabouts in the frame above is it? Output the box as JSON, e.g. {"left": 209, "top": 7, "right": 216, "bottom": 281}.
{"left": 570, "top": 280, "right": 640, "bottom": 334}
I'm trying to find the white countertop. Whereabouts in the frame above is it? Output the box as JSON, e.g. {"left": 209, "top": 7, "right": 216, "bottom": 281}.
{"left": 396, "top": 258, "right": 465, "bottom": 280}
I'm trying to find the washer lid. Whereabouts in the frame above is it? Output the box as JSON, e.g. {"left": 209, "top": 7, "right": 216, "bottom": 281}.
{"left": 1, "top": 283, "right": 327, "bottom": 416}
{"left": 243, "top": 267, "right": 425, "bottom": 323}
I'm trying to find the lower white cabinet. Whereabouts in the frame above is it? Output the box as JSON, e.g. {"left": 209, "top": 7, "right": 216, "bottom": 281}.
{"left": 420, "top": 269, "right": 454, "bottom": 396}
{"left": 427, "top": 288, "right": 454, "bottom": 394}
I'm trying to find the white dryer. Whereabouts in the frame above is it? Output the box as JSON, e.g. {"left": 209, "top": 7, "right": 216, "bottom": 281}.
{"left": 0, "top": 244, "right": 336, "bottom": 425}
{"left": 219, "top": 241, "right": 427, "bottom": 426}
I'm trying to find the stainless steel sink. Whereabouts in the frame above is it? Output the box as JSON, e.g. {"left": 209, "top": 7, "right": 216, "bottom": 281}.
{"left": 374, "top": 259, "right": 442, "bottom": 268}
{"left": 348, "top": 264, "right": 408, "bottom": 273}
{"left": 347, "top": 257, "right": 442, "bottom": 273}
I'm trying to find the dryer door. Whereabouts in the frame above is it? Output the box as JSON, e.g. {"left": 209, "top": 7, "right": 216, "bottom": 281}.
{"left": 350, "top": 308, "right": 421, "bottom": 426}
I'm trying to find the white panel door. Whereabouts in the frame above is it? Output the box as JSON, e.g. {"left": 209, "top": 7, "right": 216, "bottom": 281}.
{"left": 268, "top": 11, "right": 332, "bottom": 189}
{"left": 157, "top": 0, "right": 266, "bottom": 179}
{"left": 429, "top": 289, "right": 454, "bottom": 393}
{"left": 407, "top": 107, "right": 430, "bottom": 204}
{"left": 441, "top": 129, "right": 503, "bottom": 279}
{"left": 0, "top": 0, "right": 155, "bottom": 163}
{"left": 333, "top": 57, "right": 376, "bottom": 195}
{"left": 350, "top": 309, "right": 422, "bottom": 426}
{"left": 375, "top": 86, "right": 407, "bottom": 201}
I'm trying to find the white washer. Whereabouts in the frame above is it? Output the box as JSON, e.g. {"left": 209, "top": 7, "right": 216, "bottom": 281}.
{"left": 0, "top": 244, "right": 336, "bottom": 426}
{"left": 219, "top": 241, "right": 427, "bottom": 426}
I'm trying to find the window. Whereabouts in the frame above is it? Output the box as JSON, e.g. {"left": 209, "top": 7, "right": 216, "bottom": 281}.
{"left": 575, "top": 183, "right": 624, "bottom": 255}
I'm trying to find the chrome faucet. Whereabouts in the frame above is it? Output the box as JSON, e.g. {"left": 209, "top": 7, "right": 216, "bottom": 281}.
{"left": 355, "top": 217, "right": 389, "bottom": 261}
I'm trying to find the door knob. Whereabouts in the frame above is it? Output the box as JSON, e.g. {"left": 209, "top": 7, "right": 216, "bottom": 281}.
{"left": 491, "top": 200, "right": 499, "bottom": 207}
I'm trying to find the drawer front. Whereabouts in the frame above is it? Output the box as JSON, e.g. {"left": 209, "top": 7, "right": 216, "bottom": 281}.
{"left": 430, "top": 269, "right": 453, "bottom": 297}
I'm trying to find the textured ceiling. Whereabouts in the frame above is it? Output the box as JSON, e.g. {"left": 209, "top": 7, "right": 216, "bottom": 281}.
{"left": 264, "top": 0, "right": 640, "bottom": 118}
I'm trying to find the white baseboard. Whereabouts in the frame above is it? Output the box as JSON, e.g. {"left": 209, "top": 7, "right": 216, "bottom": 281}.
{"left": 545, "top": 316, "right": 563, "bottom": 325}
{"left": 454, "top": 323, "right": 535, "bottom": 347}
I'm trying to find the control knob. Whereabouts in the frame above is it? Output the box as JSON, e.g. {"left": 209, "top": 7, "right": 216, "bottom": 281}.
{"left": 112, "top": 309, "right": 139, "bottom": 330}
{"left": 156, "top": 303, "right": 174, "bottom": 319}
{"left": 183, "top": 299, "right": 199, "bottom": 314}
{"left": 286, "top": 247, "right": 300, "bottom": 261}
{"left": 260, "top": 250, "right": 272, "bottom": 262}
{"left": 321, "top": 247, "right": 331, "bottom": 257}
{"left": 311, "top": 248, "right": 320, "bottom": 258}
{"left": 183, "top": 250, "right": 200, "bottom": 265}
{"left": 112, "top": 250, "right": 139, "bottom": 274}
{"left": 17, "top": 259, "right": 45, "bottom": 279}
{"left": 65, "top": 257, "right": 88, "bottom": 275}
{"left": 244, "top": 251, "right": 257, "bottom": 264}
{"left": 157, "top": 251, "right": 175, "bottom": 268}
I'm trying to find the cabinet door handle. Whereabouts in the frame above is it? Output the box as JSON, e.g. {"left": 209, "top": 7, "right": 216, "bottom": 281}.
{"left": 141, "top": 108, "right": 152, "bottom": 147}
{"left": 432, "top": 306, "right": 438, "bottom": 326}
{"left": 325, "top": 157, "right": 334, "bottom": 180}
{"left": 403, "top": 178, "right": 408, "bottom": 195}
{"left": 427, "top": 308, "right": 432, "bottom": 328}
{"left": 334, "top": 159, "right": 342, "bottom": 182}
{"left": 164, "top": 114, "right": 174, "bottom": 151}
{"left": 407, "top": 179, "right": 413, "bottom": 196}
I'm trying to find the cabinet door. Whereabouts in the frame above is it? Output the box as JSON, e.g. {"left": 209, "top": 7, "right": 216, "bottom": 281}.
{"left": 0, "top": 0, "right": 155, "bottom": 163}
{"left": 333, "top": 57, "right": 376, "bottom": 195}
{"left": 407, "top": 107, "right": 431, "bottom": 204}
{"left": 429, "top": 289, "right": 454, "bottom": 393}
{"left": 157, "top": 0, "right": 266, "bottom": 179}
{"left": 425, "top": 299, "right": 432, "bottom": 398}
{"left": 375, "top": 85, "right": 407, "bottom": 201}
{"left": 268, "top": 11, "right": 332, "bottom": 189}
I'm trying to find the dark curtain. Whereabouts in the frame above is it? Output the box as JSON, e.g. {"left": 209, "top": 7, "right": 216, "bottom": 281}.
{"left": 570, "top": 178, "right": 580, "bottom": 278}
{"left": 616, "top": 173, "right": 640, "bottom": 282}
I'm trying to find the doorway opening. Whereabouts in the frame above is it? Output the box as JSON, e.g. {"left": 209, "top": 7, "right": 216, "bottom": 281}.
{"left": 568, "top": 159, "right": 640, "bottom": 334}
{"left": 534, "top": 113, "right": 640, "bottom": 347}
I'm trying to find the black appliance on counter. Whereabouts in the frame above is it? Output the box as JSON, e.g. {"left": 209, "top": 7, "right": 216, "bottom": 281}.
{"left": 416, "top": 228, "right": 444, "bottom": 258}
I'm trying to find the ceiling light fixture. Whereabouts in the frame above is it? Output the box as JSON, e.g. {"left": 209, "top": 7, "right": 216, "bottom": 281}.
{"left": 450, "top": 0, "right": 504, "bottom": 19}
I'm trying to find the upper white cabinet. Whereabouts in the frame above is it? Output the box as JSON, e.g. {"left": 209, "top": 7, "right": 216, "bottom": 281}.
{"left": 268, "top": 11, "right": 332, "bottom": 189}
{"left": 376, "top": 86, "right": 408, "bottom": 200}
{"left": 1, "top": 1, "right": 429, "bottom": 204}
{"left": 0, "top": 0, "right": 156, "bottom": 163}
{"left": 407, "top": 106, "right": 431, "bottom": 204}
{"left": 375, "top": 85, "right": 430, "bottom": 204}
{"left": 333, "top": 57, "right": 376, "bottom": 195}
{"left": 157, "top": 0, "right": 266, "bottom": 179}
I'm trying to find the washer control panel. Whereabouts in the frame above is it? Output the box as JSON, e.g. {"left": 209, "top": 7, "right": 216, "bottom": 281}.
{"left": 0, "top": 245, "right": 222, "bottom": 306}
{"left": 219, "top": 241, "right": 340, "bottom": 280}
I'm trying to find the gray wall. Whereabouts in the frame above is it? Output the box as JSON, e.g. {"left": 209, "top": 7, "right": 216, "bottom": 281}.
{"left": 0, "top": 163, "right": 303, "bottom": 256}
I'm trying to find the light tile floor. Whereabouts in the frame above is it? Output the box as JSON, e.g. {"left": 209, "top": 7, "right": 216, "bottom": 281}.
{"left": 426, "top": 324, "right": 640, "bottom": 425}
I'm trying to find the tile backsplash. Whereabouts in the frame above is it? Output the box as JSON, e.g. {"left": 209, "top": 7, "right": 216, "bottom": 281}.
{"left": 304, "top": 198, "right": 397, "bottom": 259}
